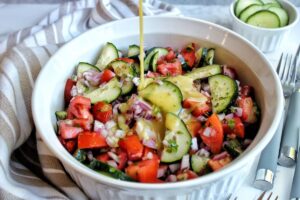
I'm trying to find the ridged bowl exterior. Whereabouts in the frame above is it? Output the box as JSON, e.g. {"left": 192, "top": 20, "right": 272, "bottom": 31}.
{"left": 32, "top": 16, "right": 284, "bottom": 200}
{"left": 230, "top": 0, "right": 299, "bottom": 53}
{"left": 63, "top": 161, "right": 250, "bottom": 200}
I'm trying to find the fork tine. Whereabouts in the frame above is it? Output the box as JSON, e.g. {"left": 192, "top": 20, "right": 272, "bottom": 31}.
{"left": 276, "top": 53, "right": 284, "bottom": 75}
{"left": 274, "top": 196, "right": 279, "bottom": 200}
{"left": 266, "top": 192, "right": 273, "bottom": 200}
{"left": 291, "top": 44, "right": 300, "bottom": 84}
{"left": 257, "top": 191, "right": 266, "bottom": 200}
{"left": 282, "top": 54, "right": 291, "bottom": 83}
{"left": 286, "top": 54, "right": 294, "bottom": 84}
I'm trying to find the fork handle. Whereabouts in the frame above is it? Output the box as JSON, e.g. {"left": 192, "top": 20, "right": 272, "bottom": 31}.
{"left": 278, "top": 90, "right": 300, "bottom": 167}
{"left": 253, "top": 113, "right": 284, "bottom": 191}
{"left": 290, "top": 128, "right": 300, "bottom": 200}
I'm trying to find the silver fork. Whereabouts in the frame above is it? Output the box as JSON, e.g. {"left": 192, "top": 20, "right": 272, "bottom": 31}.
{"left": 277, "top": 45, "right": 300, "bottom": 167}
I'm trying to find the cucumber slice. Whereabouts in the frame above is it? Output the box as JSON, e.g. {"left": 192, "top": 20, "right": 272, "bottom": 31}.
{"left": 84, "top": 77, "right": 121, "bottom": 104}
{"left": 128, "top": 44, "right": 140, "bottom": 58}
{"left": 191, "top": 154, "right": 209, "bottom": 173}
{"left": 161, "top": 113, "right": 192, "bottom": 163}
{"left": 95, "top": 42, "right": 119, "bottom": 71}
{"left": 139, "top": 81, "right": 182, "bottom": 114}
{"left": 89, "top": 159, "right": 134, "bottom": 181}
{"left": 234, "top": 0, "right": 263, "bottom": 17}
{"left": 151, "top": 51, "right": 160, "bottom": 72}
{"left": 268, "top": 7, "right": 289, "bottom": 27}
{"left": 224, "top": 139, "right": 243, "bottom": 158}
{"left": 209, "top": 75, "right": 238, "bottom": 113}
{"left": 55, "top": 111, "right": 67, "bottom": 120}
{"left": 261, "top": 0, "right": 281, "bottom": 7}
{"left": 144, "top": 47, "right": 168, "bottom": 71}
{"left": 205, "top": 48, "right": 215, "bottom": 66}
{"left": 121, "top": 79, "right": 134, "bottom": 95}
{"left": 110, "top": 60, "right": 134, "bottom": 78}
{"left": 77, "top": 62, "right": 100, "bottom": 77}
{"left": 246, "top": 10, "right": 280, "bottom": 28}
{"left": 185, "top": 64, "right": 222, "bottom": 80}
{"left": 117, "top": 115, "right": 129, "bottom": 131}
{"left": 195, "top": 47, "right": 208, "bottom": 67}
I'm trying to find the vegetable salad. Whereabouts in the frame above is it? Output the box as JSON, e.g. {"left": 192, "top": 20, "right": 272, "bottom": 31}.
{"left": 56, "top": 42, "right": 260, "bottom": 183}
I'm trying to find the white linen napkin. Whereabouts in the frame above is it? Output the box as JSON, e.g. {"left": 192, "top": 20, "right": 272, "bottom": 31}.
{"left": 0, "top": 1, "right": 180, "bottom": 199}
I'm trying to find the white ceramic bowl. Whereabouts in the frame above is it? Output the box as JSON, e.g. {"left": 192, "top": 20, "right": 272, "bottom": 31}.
{"left": 32, "top": 16, "right": 284, "bottom": 200}
{"left": 230, "top": 0, "right": 299, "bottom": 53}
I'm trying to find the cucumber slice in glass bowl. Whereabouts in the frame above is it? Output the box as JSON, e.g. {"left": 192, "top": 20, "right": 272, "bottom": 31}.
{"left": 246, "top": 10, "right": 281, "bottom": 28}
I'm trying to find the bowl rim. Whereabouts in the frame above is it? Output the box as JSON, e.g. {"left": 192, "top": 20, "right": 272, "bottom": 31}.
{"left": 230, "top": 0, "right": 299, "bottom": 31}
{"left": 32, "top": 15, "right": 284, "bottom": 190}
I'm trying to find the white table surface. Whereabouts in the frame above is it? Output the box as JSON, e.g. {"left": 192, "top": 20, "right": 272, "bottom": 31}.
{"left": 0, "top": 3, "right": 299, "bottom": 200}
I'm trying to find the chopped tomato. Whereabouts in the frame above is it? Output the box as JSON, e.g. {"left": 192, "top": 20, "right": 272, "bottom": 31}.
{"left": 146, "top": 71, "right": 161, "bottom": 78}
{"left": 237, "top": 97, "right": 257, "bottom": 123}
{"left": 157, "top": 58, "right": 182, "bottom": 76}
{"left": 100, "top": 69, "right": 115, "bottom": 83}
{"left": 143, "top": 147, "right": 159, "bottom": 160}
{"left": 77, "top": 131, "right": 107, "bottom": 149}
{"left": 117, "top": 57, "right": 135, "bottom": 64}
{"left": 181, "top": 43, "right": 196, "bottom": 68}
{"left": 116, "top": 149, "right": 128, "bottom": 170}
{"left": 186, "top": 118, "right": 202, "bottom": 137}
{"left": 199, "top": 113, "right": 224, "bottom": 154}
{"left": 223, "top": 117, "right": 245, "bottom": 138}
{"left": 183, "top": 98, "right": 211, "bottom": 117}
{"left": 125, "top": 164, "right": 139, "bottom": 180}
{"left": 208, "top": 155, "right": 232, "bottom": 171}
{"left": 176, "top": 169, "right": 198, "bottom": 181}
{"left": 64, "top": 78, "right": 75, "bottom": 104}
{"left": 92, "top": 102, "right": 113, "bottom": 123}
{"left": 165, "top": 49, "right": 176, "bottom": 62}
{"left": 72, "top": 118, "right": 92, "bottom": 131}
{"left": 119, "top": 134, "right": 144, "bottom": 161}
{"left": 96, "top": 153, "right": 110, "bottom": 162}
{"left": 67, "top": 96, "right": 92, "bottom": 119}
{"left": 137, "top": 158, "right": 159, "bottom": 183}
{"left": 58, "top": 136, "right": 76, "bottom": 153}
{"left": 59, "top": 121, "right": 83, "bottom": 139}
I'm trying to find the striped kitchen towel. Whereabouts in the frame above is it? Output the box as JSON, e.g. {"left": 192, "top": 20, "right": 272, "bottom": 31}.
{"left": 0, "top": 1, "right": 180, "bottom": 199}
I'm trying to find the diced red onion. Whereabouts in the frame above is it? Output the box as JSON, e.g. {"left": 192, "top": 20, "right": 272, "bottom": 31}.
{"left": 235, "top": 107, "right": 243, "bottom": 117}
{"left": 143, "top": 139, "right": 157, "bottom": 149}
{"left": 213, "top": 151, "right": 228, "bottom": 161}
{"left": 169, "top": 163, "right": 180, "bottom": 173}
{"left": 197, "top": 115, "right": 207, "bottom": 122}
{"left": 115, "top": 130, "right": 125, "bottom": 138}
{"left": 87, "top": 151, "right": 93, "bottom": 161}
{"left": 83, "top": 70, "right": 102, "bottom": 86}
{"left": 180, "top": 154, "right": 190, "bottom": 170}
{"left": 135, "top": 100, "right": 152, "bottom": 111}
{"left": 166, "top": 174, "right": 177, "bottom": 182}
{"left": 112, "top": 104, "right": 120, "bottom": 115}
{"left": 217, "top": 113, "right": 225, "bottom": 121}
{"left": 70, "top": 85, "right": 78, "bottom": 97}
{"left": 203, "top": 127, "right": 212, "bottom": 137}
{"left": 201, "top": 90, "right": 211, "bottom": 97}
{"left": 105, "top": 120, "right": 116, "bottom": 129}
{"left": 225, "top": 113, "right": 234, "bottom": 120}
{"left": 197, "top": 148, "right": 210, "bottom": 158}
{"left": 157, "top": 165, "right": 168, "bottom": 178}
{"left": 223, "top": 66, "right": 237, "bottom": 79}
{"left": 107, "top": 160, "right": 118, "bottom": 168}
{"left": 132, "top": 77, "right": 140, "bottom": 86}
{"left": 191, "top": 137, "right": 198, "bottom": 151}
{"left": 94, "top": 120, "right": 105, "bottom": 133}
{"left": 202, "top": 83, "right": 210, "bottom": 92}
{"left": 108, "top": 152, "right": 120, "bottom": 163}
